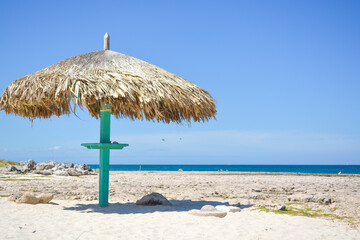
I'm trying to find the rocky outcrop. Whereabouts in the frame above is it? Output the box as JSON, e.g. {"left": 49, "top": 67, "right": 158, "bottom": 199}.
{"left": 0, "top": 159, "right": 95, "bottom": 176}
{"left": 36, "top": 160, "right": 56, "bottom": 171}
{"left": 288, "top": 194, "right": 332, "bottom": 205}
{"left": 136, "top": 192, "right": 172, "bottom": 206}
{"left": 16, "top": 192, "right": 54, "bottom": 204}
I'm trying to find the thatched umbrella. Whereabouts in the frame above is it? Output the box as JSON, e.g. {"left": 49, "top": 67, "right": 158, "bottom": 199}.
{"left": 0, "top": 33, "right": 216, "bottom": 206}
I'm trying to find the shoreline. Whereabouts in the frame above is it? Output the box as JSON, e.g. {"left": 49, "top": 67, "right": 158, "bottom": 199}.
{"left": 88, "top": 163, "right": 360, "bottom": 175}
{"left": 108, "top": 170, "right": 360, "bottom": 177}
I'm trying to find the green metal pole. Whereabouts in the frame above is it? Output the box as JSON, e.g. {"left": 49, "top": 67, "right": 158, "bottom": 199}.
{"left": 99, "top": 104, "right": 111, "bottom": 207}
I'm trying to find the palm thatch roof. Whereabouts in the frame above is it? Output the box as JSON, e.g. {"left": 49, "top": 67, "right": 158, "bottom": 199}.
{"left": 0, "top": 50, "right": 216, "bottom": 123}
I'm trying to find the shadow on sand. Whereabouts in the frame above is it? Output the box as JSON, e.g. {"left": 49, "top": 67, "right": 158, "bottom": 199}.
{"left": 62, "top": 200, "right": 254, "bottom": 215}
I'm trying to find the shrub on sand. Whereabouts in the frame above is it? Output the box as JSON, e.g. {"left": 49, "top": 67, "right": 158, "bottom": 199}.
{"left": 0, "top": 159, "right": 18, "bottom": 167}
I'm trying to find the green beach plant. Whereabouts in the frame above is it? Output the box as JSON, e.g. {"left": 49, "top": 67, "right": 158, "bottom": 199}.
{"left": 0, "top": 159, "right": 18, "bottom": 167}
{"left": 255, "top": 205, "right": 355, "bottom": 224}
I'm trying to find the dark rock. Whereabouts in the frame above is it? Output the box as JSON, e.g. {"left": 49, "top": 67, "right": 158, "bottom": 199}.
{"left": 136, "top": 192, "right": 171, "bottom": 206}
{"left": 8, "top": 165, "right": 21, "bottom": 173}
{"left": 324, "top": 198, "right": 332, "bottom": 205}
{"left": 279, "top": 205, "right": 287, "bottom": 211}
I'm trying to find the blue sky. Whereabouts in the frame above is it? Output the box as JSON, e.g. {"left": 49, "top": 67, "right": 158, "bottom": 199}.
{"left": 0, "top": 0, "right": 359, "bottom": 164}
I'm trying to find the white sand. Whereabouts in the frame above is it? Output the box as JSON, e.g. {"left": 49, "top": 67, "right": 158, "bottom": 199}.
{"left": 1, "top": 171, "right": 360, "bottom": 239}
{"left": 1, "top": 198, "right": 359, "bottom": 240}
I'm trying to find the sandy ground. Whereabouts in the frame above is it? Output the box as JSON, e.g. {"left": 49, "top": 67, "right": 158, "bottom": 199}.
{"left": 0, "top": 171, "right": 359, "bottom": 239}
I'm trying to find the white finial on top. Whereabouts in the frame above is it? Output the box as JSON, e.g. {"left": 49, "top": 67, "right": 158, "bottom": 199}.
{"left": 104, "top": 32, "right": 110, "bottom": 50}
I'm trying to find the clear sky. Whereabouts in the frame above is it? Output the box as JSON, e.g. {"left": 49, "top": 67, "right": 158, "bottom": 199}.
{"left": 0, "top": 0, "right": 359, "bottom": 165}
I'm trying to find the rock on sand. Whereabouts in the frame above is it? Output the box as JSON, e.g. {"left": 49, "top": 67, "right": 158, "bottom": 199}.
{"left": 136, "top": 192, "right": 171, "bottom": 206}
{"left": 16, "top": 193, "right": 54, "bottom": 204}
{"left": 189, "top": 205, "right": 228, "bottom": 218}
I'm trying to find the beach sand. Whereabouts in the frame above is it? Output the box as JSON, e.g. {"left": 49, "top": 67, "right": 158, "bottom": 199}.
{"left": 0, "top": 171, "right": 359, "bottom": 239}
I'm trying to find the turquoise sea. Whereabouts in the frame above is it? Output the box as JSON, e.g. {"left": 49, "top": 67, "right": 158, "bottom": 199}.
{"left": 88, "top": 164, "right": 360, "bottom": 174}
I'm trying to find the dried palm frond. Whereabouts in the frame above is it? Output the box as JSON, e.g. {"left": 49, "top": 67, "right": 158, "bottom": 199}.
{"left": 0, "top": 50, "right": 216, "bottom": 123}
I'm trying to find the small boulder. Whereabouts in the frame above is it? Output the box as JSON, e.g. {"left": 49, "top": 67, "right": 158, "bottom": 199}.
{"left": 43, "top": 161, "right": 55, "bottom": 170}
{"left": 215, "top": 205, "right": 241, "bottom": 213}
{"left": 201, "top": 205, "right": 217, "bottom": 211}
{"left": 189, "top": 205, "right": 227, "bottom": 218}
{"left": 76, "top": 164, "right": 91, "bottom": 171}
{"left": 36, "top": 161, "right": 55, "bottom": 171}
{"left": 67, "top": 168, "right": 81, "bottom": 176}
{"left": 16, "top": 192, "right": 53, "bottom": 204}
{"left": 279, "top": 205, "right": 287, "bottom": 211}
{"left": 38, "top": 193, "right": 54, "bottom": 203}
{"left": 19, "top": 159, "right": 37, "bottom": 173}
{"left": 16, "top": 193, "right": 39, "bottom": 204}
{"left": 323, "top": 198, "right": 332, "bottom": 205}
{"left": 136, "top": 192, "right": 171, "bottom": 206}
{"left": 53, "top": 163, "right": 66, "bottom": 171}
{"left": 25, "top": 159, "right": 36, "bottom": 171}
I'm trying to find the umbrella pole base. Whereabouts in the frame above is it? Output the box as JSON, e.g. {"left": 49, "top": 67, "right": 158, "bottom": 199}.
{"left": 99, "top": 148, "right": 110, "bottom": 207}
{"left": 99, "top": 107, "right": 111, "bottom": 207}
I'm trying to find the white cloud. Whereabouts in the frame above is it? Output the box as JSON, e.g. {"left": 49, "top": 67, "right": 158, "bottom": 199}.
{"left": 49, "top": 146, "right": 61, "bottom": 151}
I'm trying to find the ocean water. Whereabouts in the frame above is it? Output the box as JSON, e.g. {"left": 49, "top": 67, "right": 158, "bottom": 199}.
{"left": 88, "top": 164, "right": 360, "bottom": 174}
